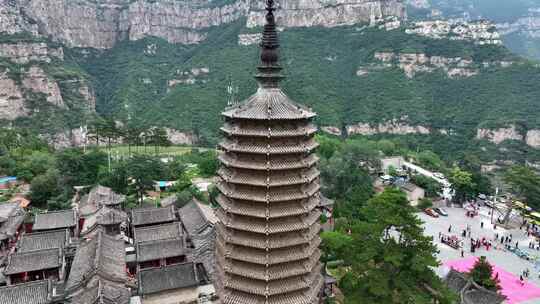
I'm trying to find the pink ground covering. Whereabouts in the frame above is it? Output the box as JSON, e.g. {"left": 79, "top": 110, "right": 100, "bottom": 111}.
{"left": 445, "top": 257, "right": 540, "bottom": 304}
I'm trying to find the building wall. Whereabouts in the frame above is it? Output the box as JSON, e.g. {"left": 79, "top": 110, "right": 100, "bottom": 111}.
{"left": 406, "top": 187, "right": 425, "bottom": 206}
{"left": 381, "top": 156, "right": 404, "bottom": 173}
{"left": 142, "top": 287, "right": 199, "bottom": 304}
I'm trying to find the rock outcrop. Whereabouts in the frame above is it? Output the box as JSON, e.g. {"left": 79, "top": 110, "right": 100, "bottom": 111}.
{"left": 238, "top": 33, "right": 262, "bottom": 46}
{"left": 365, "top": 51, "right": 479, "bottom": 78}
{"left": 164, "top": 128, "right": 197, "bottom": 145}
{"left": 22, "top": 66, "right": 64, "bottom": 107}
{"left": 247, "top": 0, "right": 406, "bottom": 28}
{"left": 168, "top": 67, "right": 210, "bottom": 87}
{"left": 406, "top": 20, "right": 502, "bottom": 45}
{"left": 476, "top": 125, "right": 540, "bottom": 148}
{"left": 476, "top": 126, "right": 524, "bottom": 144}
{"left": 346, "top": 120, "right": 430, "bottom": 136}
{"left": 526, "top": 130, "right": 540, "bottom": 148}
{"left": 0, "top": 43, "right": 63, "bottom": 64}
{"left": 363, "top": 50, "right": 516, "bottom": 78}
{"left": 0, "top": 71, "right": 26, "bottom": 120}
{"left": 1, "top": 0, "right": 405, "bottom": 49}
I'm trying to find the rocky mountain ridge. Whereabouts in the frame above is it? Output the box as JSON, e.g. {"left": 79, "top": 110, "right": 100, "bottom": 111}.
{"left": 1, "top": 0, "right": 406, "bottom": 49}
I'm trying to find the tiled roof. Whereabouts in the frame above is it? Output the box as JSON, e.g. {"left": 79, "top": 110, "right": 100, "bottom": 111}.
{"left": 136, "top": 238, "right": 185, "bottom": 262}
{"left": 138, "top": 262, "right": 199, "bottom": 295}
{"left": 0, "top": 202, "right": 25, "bottom": 241}
{"left": 160, "top": 195, "right": 177, "bottom": 207}
{"left": 33, "top": 210, "right": 76, "bottom": 231}
{"left": 81, "top": 207, "right": 127, "bottom": 235}
{"left": 222, "top": 87, "right": 316, "bottom": 120}
{"left": 0, "top": 280, "right": 51, "bottom": 304}
{"left": 133, "top": 222, "right": 183, "bottom": 243}
{"left": 179, "top": 200, "right": 217, "bottom": 236}
{"left": 219, "top": 138, "right": 319, "bottom": 155}
{"left": 219, "top": 152, "right": 318, "bottom": 171}
{"left": 0, "top": 202, "right": 20, "bottom": 221}
{"left": 16, "top": 230, "right": 69, "bottom": 252}
{"left": 4, "top": 248, "right": 61, "bottom": 275}
{"left": 79, "top": 185, "right": 126, "bottom": 216}
{"left": 220, "top": 121, "right": 317, "bottom": 138}
{"left": 131, "top": 206, "right": 176, "bottom": 227}
{"left": 67, "top": 276, "right": 130, "bottom": 304}
{"left": 66, "top": 231, "right": 126, "bottom": 291}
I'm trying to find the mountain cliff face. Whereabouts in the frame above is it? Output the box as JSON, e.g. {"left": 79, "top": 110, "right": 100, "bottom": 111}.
{"left": 406, "top": 0, "right": 540, "bottom": 60}
{"left": 3, "top": 0, "right": 405, "bottom": 49}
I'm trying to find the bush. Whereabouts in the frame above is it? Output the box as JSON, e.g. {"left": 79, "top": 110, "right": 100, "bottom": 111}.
{"left": 417, "top": 197, "right": 433, "bottom": 210}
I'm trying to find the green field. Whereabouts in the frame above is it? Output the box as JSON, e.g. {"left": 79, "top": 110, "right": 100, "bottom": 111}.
{"left": 97, "top": 145, "right": 198, "bottom": 158}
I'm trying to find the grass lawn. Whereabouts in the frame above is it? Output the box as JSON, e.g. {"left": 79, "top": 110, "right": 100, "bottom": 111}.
{"left": 97, "top": 145, "right": 197, "bottom": 157}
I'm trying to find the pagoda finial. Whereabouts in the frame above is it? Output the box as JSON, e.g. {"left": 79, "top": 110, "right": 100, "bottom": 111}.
{"left": 256, "top": 0, "right": 283, "bottom": 87}
{"left": 260, "top": 0, "right": 279, "bottom": 66}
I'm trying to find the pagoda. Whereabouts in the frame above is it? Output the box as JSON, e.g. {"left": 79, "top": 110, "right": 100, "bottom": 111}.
{"left": 214, "top": 0, "right": 323, "bottom": 303}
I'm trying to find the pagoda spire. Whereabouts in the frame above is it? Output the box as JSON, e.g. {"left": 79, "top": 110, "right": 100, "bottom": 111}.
{"left": 256, "top": 0, "right": 283, "bottom": 87}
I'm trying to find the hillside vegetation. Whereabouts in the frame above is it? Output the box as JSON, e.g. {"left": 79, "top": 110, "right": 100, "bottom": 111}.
{"left": 67, "top": 20, "right": 540, "bottom": 150}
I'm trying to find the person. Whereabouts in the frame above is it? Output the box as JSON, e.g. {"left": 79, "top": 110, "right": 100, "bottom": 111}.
{"left": 516, "top": 241, "right": 519, "bottom": 249}
{"left": 520, "top": 275, "right": 525, "bottom": 286}
{"left": 481, "top": 221, "right": 484, "bottom": 228}
{"left": 461, "top": 249, "right": 464, "bottom": 257}
{"left": 448, "top": 225, "right": 452, "bottom": 233}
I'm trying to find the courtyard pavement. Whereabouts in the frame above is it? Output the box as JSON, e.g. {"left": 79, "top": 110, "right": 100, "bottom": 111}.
{"left": 419, "top": 206, "right": 540, "bottom": 304}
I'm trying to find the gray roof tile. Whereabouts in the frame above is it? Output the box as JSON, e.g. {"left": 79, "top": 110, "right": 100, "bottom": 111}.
{"left": 136, "top": 238, "right": 185, "bottom": 262}
{"left": 138, "top": 262, "right": 199, "bottom": 295}
{"left": 16, "top": 230, "right": 69, "bottom": 252}
{"left": 66, "top": 231, "right": 126, "bottom": 291}
{"left": 0, "top": 280, "right": 51, "bottom": 304}
{"left": 131, "top": 206, "right": 176, "bottom": 227}
{"left": 5, "top": 248, "right": 61, "bottom": 275}
{"left": 134, "top": 222, "right": 183, "bottom": 243}
{"left": 33, "top": 210, "right": 76, "bottom": 231}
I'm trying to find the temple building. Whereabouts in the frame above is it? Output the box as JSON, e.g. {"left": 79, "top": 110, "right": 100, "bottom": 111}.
{"left": 214, "top": 0, "right": 323, "bottom": 302}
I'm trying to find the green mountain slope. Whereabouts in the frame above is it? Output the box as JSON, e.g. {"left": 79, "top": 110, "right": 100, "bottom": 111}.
{"left": 68, "top": 20, "right": 540, "bottom": 144}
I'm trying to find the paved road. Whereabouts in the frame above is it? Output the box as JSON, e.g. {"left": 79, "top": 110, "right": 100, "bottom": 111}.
{"left": 419, "top": 206, "right": 540, "bottom": 304}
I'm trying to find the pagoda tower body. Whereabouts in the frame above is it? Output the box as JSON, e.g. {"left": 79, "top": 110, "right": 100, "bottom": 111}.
{"left": 214, "top": 1, "right": 323, "bottom": 303}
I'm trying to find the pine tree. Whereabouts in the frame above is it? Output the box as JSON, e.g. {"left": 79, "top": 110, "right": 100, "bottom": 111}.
{"left": 469, "top": 256, "right": 502, "bottom": 292}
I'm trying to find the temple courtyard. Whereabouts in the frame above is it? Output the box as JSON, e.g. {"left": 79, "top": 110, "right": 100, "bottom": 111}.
{"left": 419, "top": 206, "right": 540, "bottom": 304}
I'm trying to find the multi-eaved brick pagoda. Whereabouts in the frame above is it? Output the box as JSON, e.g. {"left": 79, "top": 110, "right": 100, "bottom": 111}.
{"left": 214, "top": 0, "right": 323, "bottom": 302}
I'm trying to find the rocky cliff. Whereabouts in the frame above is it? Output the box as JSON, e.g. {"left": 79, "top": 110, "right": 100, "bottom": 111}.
{"left": 1, "top": 0, "right": 405, "bottom": 49}
{"left": 476, "top": 125, "right": 540, "bottom": 148}
{"left": 346, "top": 119, "right": 430, "bottom": 136}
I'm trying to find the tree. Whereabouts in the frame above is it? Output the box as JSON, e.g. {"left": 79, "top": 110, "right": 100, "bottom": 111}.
{"left": 127, "top": 155, "right": 167, "bottom": 204}
{"left": 416, "top": 150, "right": 443, "bottom": 171}
{"left": 410, "top": 174, "right": 442, "bottom": 197}
{"left": 316, "top": 134, "right": 342, "bottom": 160}
{"left": 449, "top": 166, "right": 475, "bottom": 204}
{"left": 469, "top": 256, "right": 502, "bottom": 292}
{"left": 332, "top": 188, "right": 456, "bottom": 304}
{"left": 56, "top": 149, "right": 108, "bottom": 191}
{"left": 148, "top": 127, "right": 171, "bottom": 155}
{"left": 319, "top": 153, "right": 374, "bottom": 218}
{"left": 320, "top": 231, "right": 352, "bottom": 264}
{"left": 29, "top": 169, "right": 62, "bottom": 207}
{"left": 504, "top": 165, "right": 540, "bottom": 209}
{"left": 197, "top": 151, "right": 219, "bottom": 177}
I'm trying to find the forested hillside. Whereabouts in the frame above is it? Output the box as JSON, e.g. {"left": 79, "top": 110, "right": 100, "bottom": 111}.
{"left": 65, "top": 19, "right": 540, "bottom": 160}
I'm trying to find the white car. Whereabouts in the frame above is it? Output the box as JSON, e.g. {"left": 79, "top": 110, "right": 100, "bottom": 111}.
{"left": 433, "top": 172, "right": 445, "bottom": 179}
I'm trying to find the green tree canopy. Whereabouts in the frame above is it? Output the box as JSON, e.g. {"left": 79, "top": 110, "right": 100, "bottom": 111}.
{"left": 331, "top": 188, "right": 456, "bottom": 304}
{"left": 504, "top": 165, "right": 540, "bottom": 209}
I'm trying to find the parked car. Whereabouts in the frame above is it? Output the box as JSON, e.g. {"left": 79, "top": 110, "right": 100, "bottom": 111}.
{"left": 433, "top": 172, "right": 445, "bottom": 179}
{"left": 424, "top": 208, "right": 439, "bottom": 218}
{"left": 433, "top": 208, "right": 448, "bottom": 216}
